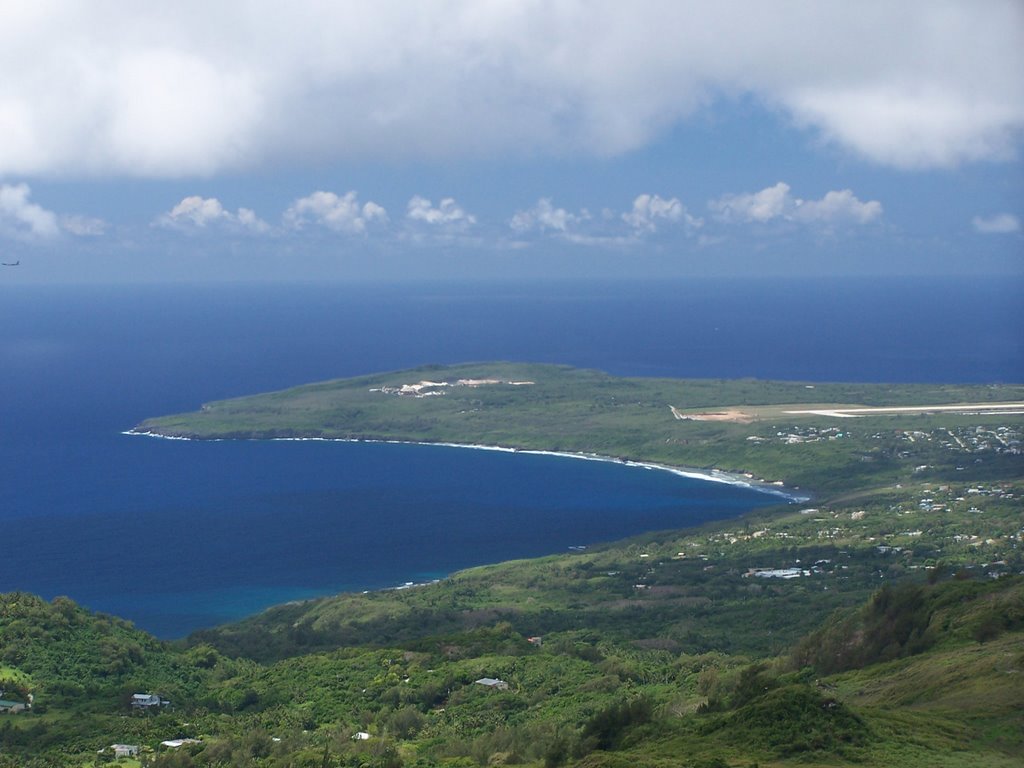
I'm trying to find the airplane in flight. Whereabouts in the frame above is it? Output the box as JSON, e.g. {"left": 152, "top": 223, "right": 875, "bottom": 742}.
{"left": 1, "top": 260, "right": 19, "bottom": 266}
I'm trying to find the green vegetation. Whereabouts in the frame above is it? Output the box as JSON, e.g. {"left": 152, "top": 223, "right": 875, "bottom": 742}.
{"left": 133, "top": 362, "right": 1024, "bottom": 494}
{"left": 3, "top": 574, "right": 1021, "bottom": 766}
{"left": 3, "top": 365, "right": 1021, "bottom": 766}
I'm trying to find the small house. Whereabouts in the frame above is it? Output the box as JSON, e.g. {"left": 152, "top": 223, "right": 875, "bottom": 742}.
{"left": 0, "top": 699, "right": 27, "bottom": 714}
{"left": 131, "top": 693, "right": 165, "bottom": 709}
{"left": 474, "top": 677, "right": 509, "bottom": 690}
{"left": 111, "top": 744, "right": 140, "bottom": 758}
{"left": 161, "top": 738, "right": 201, "bottom": 749}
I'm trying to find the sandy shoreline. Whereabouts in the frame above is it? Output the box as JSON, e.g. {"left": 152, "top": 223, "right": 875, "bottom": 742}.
{"left": 123, "top": 428, "right": 808, "bottom": 502}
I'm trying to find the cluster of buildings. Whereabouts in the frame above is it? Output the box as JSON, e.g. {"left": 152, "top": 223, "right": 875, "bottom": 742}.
{"left": 102, "top": 739, "right": 202, "bottom": 760}
{"left": 746, "top": 425, "right": 847, "bottom": 445}
{"left": 95, "top": 693, "right": 201, "bottom": 760}
{"left": 897, "top": 425, "right": 1021, "bottom": 455}
{"left": 744, "top": 422, "right": 1021, "bottom": 456}
{"left": 369, "top": 377, "right": 534, "bottom": 398}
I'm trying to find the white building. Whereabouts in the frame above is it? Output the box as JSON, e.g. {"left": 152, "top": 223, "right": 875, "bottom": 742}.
{"left": 474, "top": 677, "right": 510, "bottom": 690}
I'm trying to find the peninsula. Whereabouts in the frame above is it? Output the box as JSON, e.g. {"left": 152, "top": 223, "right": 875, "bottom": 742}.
{"left": 131, "top": 361, "right": 1024, "bottom": 497}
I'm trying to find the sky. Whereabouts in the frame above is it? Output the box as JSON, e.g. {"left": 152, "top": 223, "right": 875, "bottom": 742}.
{"left": 0, "top": 0, "right": 1022, "bottom": 283}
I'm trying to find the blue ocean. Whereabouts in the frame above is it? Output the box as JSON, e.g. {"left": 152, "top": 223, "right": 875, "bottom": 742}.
{"left": 1, "top": 278, "right": 1021, "bottom": 637}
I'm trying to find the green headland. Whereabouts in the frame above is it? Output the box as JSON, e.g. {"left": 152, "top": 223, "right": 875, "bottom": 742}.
{"left": 4, "top": 364, "right": 1023, "bottom": 767}
{"left": 132, "top": 361, "right": 1024, "bottom": 495}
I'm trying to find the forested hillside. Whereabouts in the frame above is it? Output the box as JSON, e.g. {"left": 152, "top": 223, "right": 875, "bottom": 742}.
{"left": 2, "top": 522, "right": 1021, "bottom": 767}
{"left": 3, "top": 365, "right": 1020, "bottom": 766}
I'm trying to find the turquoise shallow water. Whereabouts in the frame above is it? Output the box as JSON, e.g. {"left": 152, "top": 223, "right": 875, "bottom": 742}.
{"left": 1, "top": 278, "right": 1020, "bottom": 637}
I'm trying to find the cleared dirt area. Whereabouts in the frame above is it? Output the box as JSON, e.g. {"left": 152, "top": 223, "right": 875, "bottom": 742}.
{"left": 670, "top": 406, "right": 757, "bottom": 423}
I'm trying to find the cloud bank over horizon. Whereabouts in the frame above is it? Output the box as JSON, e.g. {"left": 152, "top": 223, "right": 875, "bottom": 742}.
{"left": 710, "top": 183, "right": 883, "bottom": 226}
{"left": 26, "top": 180, "right": 881, "bottom": 253}
{"left": 1, "top": 1, "right": 1022, "bottom": 179}
{"left": 156, "top": 196, "right": 269, "bottom": 233}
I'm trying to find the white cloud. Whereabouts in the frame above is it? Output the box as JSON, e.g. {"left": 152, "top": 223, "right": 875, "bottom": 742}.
{"left": 284, "top": 191, "right": 388, "bottom": 235}
{"left": 406, "top": 196, "right": 475, "bottom": 229}
{"left": 161, "top": 196, "right": 227, "bottom": 227}
{"left": 59, "top": 214, "right": 107, "bottom": 236}
{"left": 793, "top": 190, "right": 883, "bottom": 225}
{"left": 511, "top": 196, "right": 700, "bottom": 245}
{"left": 972, "top": 213, "right": 1020, "bottom": 234}
{"left": 623, "top": 194, "right": 701, "bottom": 232}
{"left": 156, "top": 195, "right": 269, "bottom": 233}
{"left": 510, "top": 199, "right": 589, "bottom": 234}
{"left": 0, "top": 183, "right": 107, "bottom": 240}
{"left": 0, "top": 183, "right": 60, "bottom": 239}
{"left": 785, "top": 84, "right": 1024, "bottom": 170}
{"left": 511, "top": 194, "right": 708, "bottom": 244}
{"left": 711, "top": 182, "right": 882, "bottom": 225}
{"left": 710, "top": 183, "right": 793, "bottom": 223}
{"left": 236, "top": 207, "right": 268, "bottom": 232}
{"left": 1, "top": 2, "right": 1020, "bottom": 176}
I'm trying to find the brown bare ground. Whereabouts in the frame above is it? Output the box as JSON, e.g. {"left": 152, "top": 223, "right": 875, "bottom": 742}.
{"left": 670, "top": 405, "right": 757, "bottom": 423}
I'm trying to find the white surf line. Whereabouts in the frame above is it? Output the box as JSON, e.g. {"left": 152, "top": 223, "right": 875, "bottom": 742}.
{"left": 121, "top": 429, "right": 202, "bottom": 440}
{"left": 400, "top": 441, "right": 808, "bottom": 502}
{"left": 784, "top": 403, "right": 1024, "bottom": 418}
{"left": 124, "top": 429, "right": 806, "bottom": 501}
